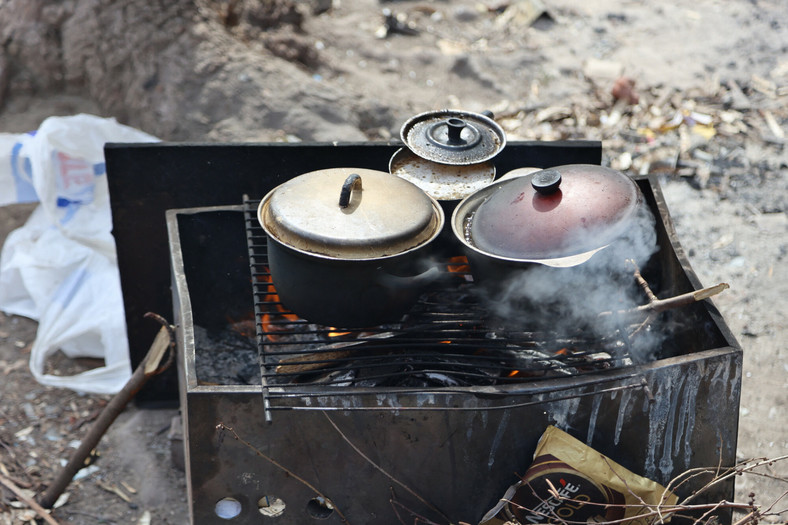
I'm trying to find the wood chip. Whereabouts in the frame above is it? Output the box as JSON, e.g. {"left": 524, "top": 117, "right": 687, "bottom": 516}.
{"left": 535, "top": 106, "right": 572, "bottom": 122}
{"left": 726, "top": 80, "right": 751, "bottom": 110}
{"left": 761, "top": 110, "right": 785, "bottom": 139}
{"left": 752, "top": 74, "right": 777, "bottom": 97}
{"left": 52, "top": 492, "right": 70, "bottom": 509}
{"left": 120, "top": 480, "right": 138, "bottom": 494}
{"left": 96, "top": 481, "right": 132, "bottom": 503}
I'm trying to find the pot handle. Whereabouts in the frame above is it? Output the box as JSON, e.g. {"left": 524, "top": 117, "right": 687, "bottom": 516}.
{"left": 339, "top": 173, "right": 362, "bottom": 208}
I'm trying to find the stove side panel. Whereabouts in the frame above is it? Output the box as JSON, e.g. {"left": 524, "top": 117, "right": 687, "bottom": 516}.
{"left": 183, "top": 348, "right": 741, "bottom": 525}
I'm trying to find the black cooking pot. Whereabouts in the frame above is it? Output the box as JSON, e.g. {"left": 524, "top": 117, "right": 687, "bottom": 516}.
{"left": 451, "top": 164, "right": 655, "bottom": 296}
{"left": 258, "top": 167, "right": 444, "bottom": 328}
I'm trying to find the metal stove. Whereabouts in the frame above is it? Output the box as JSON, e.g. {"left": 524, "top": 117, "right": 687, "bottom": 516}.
{"left": 109, "top": 142, "right": 741, "bottom": 525}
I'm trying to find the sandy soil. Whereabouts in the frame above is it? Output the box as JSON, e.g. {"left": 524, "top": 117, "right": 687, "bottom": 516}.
{"left": 0, "top": 0, "right": 785, "bottom": 523}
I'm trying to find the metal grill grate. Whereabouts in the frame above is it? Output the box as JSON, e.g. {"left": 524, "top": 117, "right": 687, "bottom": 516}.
{"left": 243, "top": 199, "right": 637, "bottom": 415}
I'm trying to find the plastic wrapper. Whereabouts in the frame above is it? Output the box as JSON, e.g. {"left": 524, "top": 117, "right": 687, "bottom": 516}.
{"left": 480, "top": 425, "right": 678, "bottom": 525}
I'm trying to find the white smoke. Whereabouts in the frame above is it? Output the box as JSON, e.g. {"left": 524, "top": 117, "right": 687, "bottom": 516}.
{"left": 480, "top": 201, "right": 665, "bottom": 363}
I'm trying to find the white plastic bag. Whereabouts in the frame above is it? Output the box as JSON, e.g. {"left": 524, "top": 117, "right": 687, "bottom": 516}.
{"left": 0, "top": 114, "right": 159, "bottom": 394}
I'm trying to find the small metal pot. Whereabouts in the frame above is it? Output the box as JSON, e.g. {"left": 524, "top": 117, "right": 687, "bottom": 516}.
{"left": 451, "top": 164, "right": 652, "bottom": 291}
{"left": 258, "top": 167, "right": 444, "bottom": 327}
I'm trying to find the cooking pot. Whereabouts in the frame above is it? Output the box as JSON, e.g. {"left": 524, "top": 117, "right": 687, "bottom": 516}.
{"left": 451, "top": 164, "right": 655, "bottom": 293}
{"left": 258, "top": 167, "right": 444, "bottom": 328}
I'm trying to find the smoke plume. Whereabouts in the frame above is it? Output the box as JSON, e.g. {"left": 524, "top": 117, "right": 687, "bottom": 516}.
{"left": 481, "top": 202, "right": 664, "bottom": 363}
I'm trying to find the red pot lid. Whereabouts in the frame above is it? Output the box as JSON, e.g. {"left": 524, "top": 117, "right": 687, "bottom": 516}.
{"left": 469, "top": 164, "right": 642, "bottom": 260}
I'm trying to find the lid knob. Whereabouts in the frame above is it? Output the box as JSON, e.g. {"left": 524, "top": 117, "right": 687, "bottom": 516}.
{"left": 531, "top": 169, "right": 562, "bottom": 195}
{"left": 446, "top": 118, "right": 466, "bottom": 144}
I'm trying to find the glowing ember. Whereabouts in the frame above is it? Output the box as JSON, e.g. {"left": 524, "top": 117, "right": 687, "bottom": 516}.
{"left": 227, "top": 317, "right": 256, "bottom": 338}
{"left": 446, "top": 255, "right": 471, "bottom": 274}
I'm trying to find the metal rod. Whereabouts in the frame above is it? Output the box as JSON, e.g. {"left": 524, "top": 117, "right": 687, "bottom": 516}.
{"left": 244, "top": 197, "right": 273, "bottom": 423}
{"left": 265, "top": 381, "right": 647, "bottom": 411}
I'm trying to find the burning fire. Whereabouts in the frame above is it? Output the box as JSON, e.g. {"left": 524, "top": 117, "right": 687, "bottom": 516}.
{"left": 257, "top": 269, "right": 302, "bottom": 341}
{"left": 257, "top": 269, "right": 353, "bottom": 340}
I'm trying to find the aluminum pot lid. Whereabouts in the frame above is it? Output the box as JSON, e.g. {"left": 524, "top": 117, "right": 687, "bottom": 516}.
{"left": 400, "top": 109, "right": 506, "bottom": 165}
{"left": 467, "top": 164, "right": 642, "bottom": 260}
{"left": 259, "top": 167, "right": 443, "bottom": 260}
{"left": 389, "top": 147, "right": 496, "bottom": 201}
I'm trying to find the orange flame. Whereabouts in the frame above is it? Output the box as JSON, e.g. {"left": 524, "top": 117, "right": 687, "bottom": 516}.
{"left": 257, "top": 270, "right": 301, "bottom": 341}
{"left": 446, "top": 255, "right": 470, "bottom": 274}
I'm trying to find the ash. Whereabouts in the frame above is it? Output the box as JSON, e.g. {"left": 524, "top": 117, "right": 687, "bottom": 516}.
{"left": 193, "top": 325, "right": 260, "bottom": 385}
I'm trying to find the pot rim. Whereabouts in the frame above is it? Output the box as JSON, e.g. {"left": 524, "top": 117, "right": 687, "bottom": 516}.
{"left": 258, "top": 172, "right": 445, "bottom": 262}
{"left": 450, "top": 167, "right": 638, "bottom": 267}
{"left": 388, "top": 147, "right": 496, "bottom": 201}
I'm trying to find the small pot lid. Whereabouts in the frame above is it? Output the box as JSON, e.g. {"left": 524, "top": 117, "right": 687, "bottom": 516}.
{"left": 466, "top": 164, "right": 642, "bottom": 260}
{"left": 259, "top": 167, "right": 443, "bottom": 260}
{"left": 400, "top": 109, "right": 506, "bottom": 165}
{"left": 389, "top": 147, "right": 496, "bottom": 201}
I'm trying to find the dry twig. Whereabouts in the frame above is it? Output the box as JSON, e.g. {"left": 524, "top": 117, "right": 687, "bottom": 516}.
{"left": 322, "top": 411, "right": 453, "bottom": 524}
{"left": 505, "top": 455, "right": 788, "bottom": 525}
{"left": 37, "top": 312, "right": 176, "bottom": 509}
{"left": 0, "top": 472, "right": 61, "bottom": 525}
{"left": 215, "top": 423, "right": 349, "bottom": 524}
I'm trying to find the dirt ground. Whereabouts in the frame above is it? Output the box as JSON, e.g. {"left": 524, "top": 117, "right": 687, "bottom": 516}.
{"left": 0, "top": 0, "right": 786, "bottom": 524}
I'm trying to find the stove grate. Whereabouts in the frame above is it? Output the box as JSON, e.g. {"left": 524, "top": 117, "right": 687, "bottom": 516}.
{"left": 243, "top": 198, "right": 638, "bottom": 417}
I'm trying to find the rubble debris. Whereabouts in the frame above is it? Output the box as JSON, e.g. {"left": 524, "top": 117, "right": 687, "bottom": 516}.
{"left": 583, "top": 58, "right": 624, "bottom": 82}
{"left": 611, "top": 76, "right": 639, "bottom": 105}
{"left": 377, "top": 8, "right": 420, "bottom": 38}
{"left": 494, "top": 0, "right": 554, "bottom": 29}
{"left": 495, "top": 69, "right": 786, "bottom": 200}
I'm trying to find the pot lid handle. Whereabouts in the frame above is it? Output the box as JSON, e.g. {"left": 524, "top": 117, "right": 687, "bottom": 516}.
{"left": 445, "top": 118, "right": 469, "bottom": 145}
{"left": 430, "top": 117, "right": 482, "bottom": 151}
{"left": 531, "top": 169, "right": 562, "bottom": 195}
{"left": 339, "top": 173, "right": 362, "bottom": 208}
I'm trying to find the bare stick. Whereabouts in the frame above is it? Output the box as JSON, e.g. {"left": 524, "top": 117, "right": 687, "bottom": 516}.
{"left": 322, "top": 411, "right": 452, "bottom": 524}
{"left": 37, "top": 313, "right": 176, "bottom": 509}
{"left": 389, "top": 489, "right": 445, "bottom": 525}
{"left": 629, "top": 260, "right": 658, "bottom": 303}
{"left": 215, "top": 423, "right": 349, "bottom": 524}
{"left": 600, "top": 282, "right": 729, "bottom": 319}
{"left": 0, "top": 472, "right": 61, "bottom": 525}
{"left": 505, "top": 455, "right": 788, "bottom": 525}
{"left": 613, "top": 260, "right": 730, "bottom": 322}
